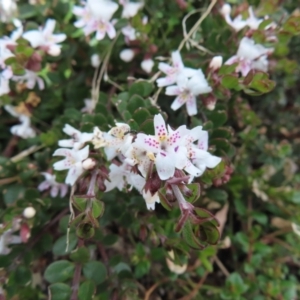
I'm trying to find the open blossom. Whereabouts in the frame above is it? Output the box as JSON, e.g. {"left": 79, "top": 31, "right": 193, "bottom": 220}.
{"left": 73, "top": 0, "right": 118, "bottom": 40}
{"left": 165, "top": 70, "right": 212, "bottom": 116}
{"left": 58, "top": 124, "right": 94, "bottom": 150}
{"left": 13, "top": 69, "right": 45, "bottom": 90}
{"left": 4, "top": 105, "right": 36, "bottom": 138}
{"left": 142, "top": 190, "right": 160, "bottom": 210}
{"left": 0, "top": 225, "right": 22, "bottom": 255}
{"left": 81, "top": 98, "right": 96, "bottom": 114}
{"left": 119, "top": 0, "right": 144, "bottom": 19}
{"left": 179, "top": 127, "right": 221, "bottom": 177}
{"left": 38, "top": 172, "right": 68, "bottom": 198}
{"left": 102, "top": 123, "right": 133, "bottom": 160}
{"left": 105, "top": 161, "right": 145, "bottom": 193}
{"left": 225, "top": 37, "right": 273, "bottom": 76}
{"left": 53, "top": 146, "right": 89, "bottom": 185}
{"left": 156, "top": 51, "right": 197, "bottom": 87}
{"left": 134, "top": 114, "right": 188, "bottom": 180}
{"left": 23, "top": 19, "right": 66, "bottom": 56}
{"left": 0, "top": 68, "right": 13, "bottom": 96}
{"left": 220, "top": 4, "right": 263, "bottom": 32}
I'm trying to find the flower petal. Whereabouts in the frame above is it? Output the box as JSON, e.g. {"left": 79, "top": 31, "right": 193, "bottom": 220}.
{"left": 155, "top": 152, "right": 175, "bottom": 180}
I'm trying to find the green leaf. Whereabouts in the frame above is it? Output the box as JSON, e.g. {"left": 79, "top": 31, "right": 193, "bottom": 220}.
{"left": 283, "top": 16, "right": 300, "bottom": 35}
{"left": 92, "top": 199, "right": 105, "bottom": 218}
{"left": 218, "top": 63, "right": 237, "bottom": 75}
{"left": 158, "top": 188, "right": 173, "bottom": 211}
{"left": 182, "top": 220, "right": 206, "bottom": 250}
{"left": 132, "top": 108, "right": 151, "bottom": 124}
{"left": 207, "top": 110, "right": 227, "bottom": 128}
{"left": 127, "top": 95, "right": 145, "bottom": 114}
{"left": 83, "top": 261, "right": 107, "bottom": 285}
{"left": 139, "top": 119, "right": 154, "bottom": 134}
{"left": 52, "top": 233, "right": 78, "bottom": 256}
{"left": 226, "top": 272, "right": 249, "bottom": 295}
{"left": 44, "top": 260, "right": 75, "bottom": 283}
{"left": 73, "top": 196, "right": 87, "bottom": 212}
{"left": 78, "top": 280, "right": 96, "bottom": 300}
{"left": 221, "top": 74, "right": 240, "bottom": 89}
{"left": 70, "top": 247, "right": 90, "bottom": 263}
{"left": 185, "top": 183, "right": 201, "bottom": 204}
{"left": 211, "top": 127, "right": 232, "bottom": 139}
{"left": 199, "top": 223, "right": 220, "bottom": 245}
{"left": 129, "top": 81, "right": 154, "bottom": 97}
{"left": 49, "top": 283, "right": 71, "bottom": 300}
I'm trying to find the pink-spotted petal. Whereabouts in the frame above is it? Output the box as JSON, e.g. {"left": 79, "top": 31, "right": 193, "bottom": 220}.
{"left": 171, "top": 50, "right": 183, "bottom": 68}
{"left": 65, "top": 163, "right": 84, "bottom": 185}
{"left": 184, "top": 161, "right": 202, "bottom": 177}
{"left": 155, "top": 152, "right": 175, "bottom": 180}
{"left": 197, "top": 131, "right": 208, "bottom": 151}
{"left": 53, "top": 159, "right": 69, "bottom": 171}
{"left": 106, "top": 22, "right": 116, "bottom": 39}
{"left": 135, "top": 133, "right": 160, "bottom": 153}
{"left": 186, "top": 95, "right": 197, "bottom": 116}
{"left": 153, "top": 114, "right": 168, "bottom": 140}
{"left": 50, "top": 185, "right": 59, "bottom": 197}
{"left": 165, "top": 85, "right": 180, "bottom": 96}
{"left": 158, "top": 62, "right": 173, "bottom": 74}
{"left": 171, "top": 95, "right": 185, "bottom": 111}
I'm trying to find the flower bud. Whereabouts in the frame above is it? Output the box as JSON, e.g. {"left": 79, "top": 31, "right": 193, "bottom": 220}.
{"left": 220, "top": 3, "right": 231, "bottom": 16}
{"left": 120, "top": 49, "right": 135, "bottom": 62}
{"left": 82, "top": 158, "right": 96, "bottom": 170}
{"left": 23, "top": 207, "right": 36, "bottom": 219}
{"left": 209, "top": 56, "right": 223, "bottom": 71}
{"left": 91, "top": 54, "right": 101, "bottom": 68}
{"left": 141, "top": 58, "right": 154, "bottom": 73}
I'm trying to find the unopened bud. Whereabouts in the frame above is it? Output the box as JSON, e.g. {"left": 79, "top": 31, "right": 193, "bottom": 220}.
{"left": 82, "top": 158, "right": 96, "bottom": 170}
{"left": 23, "top": 207, "right": 36, "bottom": 219}
{"left": 203, "top": 94, "right": 217, "bottom": 111}
{"left": 220, "top": 3, "right": 231, "bottom": 16}
{"left": 120, "top": 49, "right": 135, "bottom": 62}
{"left": 209, "top": 56, "right": 223, "bottom": 71}
{"left": 141, "top": 58, "right": 154, "bottom": 73}
{"left": 91, "top": 54, "right": 101, "bottom": 68}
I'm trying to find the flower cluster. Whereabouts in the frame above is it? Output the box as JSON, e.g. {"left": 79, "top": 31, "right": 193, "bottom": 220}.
{"left": 52, "top": 115, "right": 221, "bottom": 210}
{"left": 156, "top": 51, "right": 212, "bottom": 116}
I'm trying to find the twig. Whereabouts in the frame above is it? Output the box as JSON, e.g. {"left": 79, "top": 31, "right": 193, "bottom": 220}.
{"left": 178, "top": 271, "right": 209, "bottom": 300}
{"left": 214, "top": 256, "right": 230, "bottom": 277}
{"left": 10, "top": 145, "right": 45, "bottom": 163}
{"left": 70, "top": 239, "right": 84, "bottom": 300}
{"left": 144, "top": 278, "right": 169, "bottom": 300}
{"left": 178, "top": 0, "right": 218, "bottom": 52}
{"left": 3, "top": 136, "right": 19, "bottom": 157}
{"left": 0, "top": 176, "right": 19, "bottom": 186}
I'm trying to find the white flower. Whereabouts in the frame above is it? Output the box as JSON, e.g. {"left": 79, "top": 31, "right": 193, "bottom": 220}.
{"left": 82, "top": 158, "right": 96, "bottom": 170}
{"left": 142, "top": 190, "right": 160, "bottom": 210}
{"left": 104, "top": 162, "right": 145, "bottom": 193}
{"left": 220, "top": 4, "right": 264, "bottom": 32}
{"left": 141, "top": 58, "right": 154, "bottom": 73}
{"left": 81, "top": 98, "right": 96, "bottom": 114}
{"left": 166, "top": 70, "right": 212, "bottom": 116}
{"left": 156, "top": 51, "right": 197, "bottom": 87}
{"left": 38, "top": 172, "right": 68, "bottom": 197}
{"left": 23, "top": 19, "right": 66, "bottom": 56}
{"left": 87, "top": 0, "right": 118, "bottom": 21}
{"left": 0, "top": 227, "right": 21, "bottom": 255}
{"left": 121, "top": 25, "right": 137, "bottom": 41}
{"left": 119, "top": 0, "right": 144, "bottom": 19}
{"left": 209, "top": 56, "right": 223, "bottom": 71}
{"left": 58, "top": 124, "right": 94, "bottom": 150}
{"left": 103, "top": 123, "right": 133, "bottom": 160}
{"left": 181, "top": 127, "right": 221, "bottom": 177}
{"left": 91, "top": 54, "right": 101, "bottom": 68}
{"left": 13, "top": 70, "right": 45, "bottom": 90}
{"left": 0, "top": 0, "right": 17, "bottom": 23}
{"left": 73, "top": 0, "right": 118, "bottom": 40}
{"left": 4, "top": 105, "right": 36, "bottom": 138}
{"left": 53, "top": 146, "right": 90, "bottom": 185}
{"left": 120, "top": 49, "right": 135, "bottom": 62}
{"left": 134, "top": 114, "right": 187, "bottom": 180}
{"left": 225, "top": 37, "right": 272, "bottom": 76}
{"left": 0, "top": 68, "right": 12, "bottom": 96}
